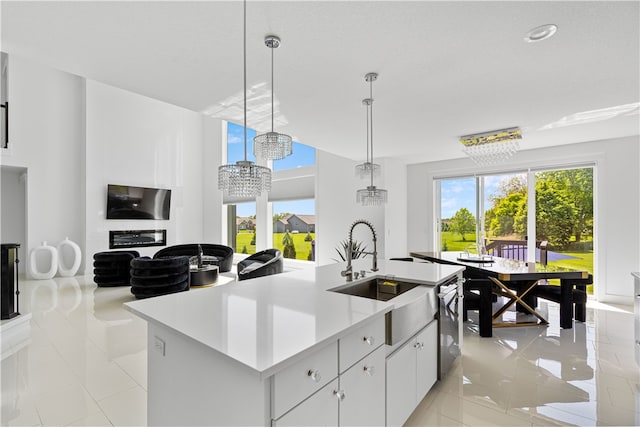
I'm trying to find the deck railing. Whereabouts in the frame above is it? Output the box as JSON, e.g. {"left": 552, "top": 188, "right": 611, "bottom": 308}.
{"left": 485, "top": 239, "right": 548, "bottom": 265}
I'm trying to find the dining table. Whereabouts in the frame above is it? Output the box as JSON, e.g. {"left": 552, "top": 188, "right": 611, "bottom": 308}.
{"left": 409, "top": 251, "right": 592, "bottom": 337}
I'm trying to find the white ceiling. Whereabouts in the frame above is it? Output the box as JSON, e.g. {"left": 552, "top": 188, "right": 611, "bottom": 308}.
{"left": 2, "top": 1, "right": 639, "bottom": 164}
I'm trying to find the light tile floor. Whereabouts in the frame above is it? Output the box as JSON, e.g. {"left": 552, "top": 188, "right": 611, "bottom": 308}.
{"left": 1, "top": 275, "right": 638, "bottom": 426}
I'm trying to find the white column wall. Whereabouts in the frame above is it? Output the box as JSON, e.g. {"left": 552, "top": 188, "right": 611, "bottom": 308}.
{"left": 85, "top": 80, "right": 205, "bottom": 269}
{"left": 315, "top": 150, "right": 385, "bottom": 266}
{"left": 1, "top": 55, "right": 85, "bottom": 277}
{"left": 407, "top": 136, "right": 639, "bottom": 304}
{"left": 202, "top": 116, "right": 224, "bottom": 244}
{"left": 382, "top": 157, "right": 408, "bottom": 259}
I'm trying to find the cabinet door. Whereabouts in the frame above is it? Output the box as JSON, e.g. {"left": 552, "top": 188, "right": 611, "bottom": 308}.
{"left": 339, "top": 345, "right": 385, "bottom": 427}
{"left": 386, "top": 338, "right": 417, "bottom": 427}
{"left": 416, "top": 320, "right": 438, "bottom": 402}
{"left": 273, "top": 378, "right": 339, "bottom": 427}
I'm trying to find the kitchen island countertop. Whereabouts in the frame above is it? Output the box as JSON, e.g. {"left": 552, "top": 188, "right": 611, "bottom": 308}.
{"left": 125, "top": 258, "right": 462, "bottom": 378}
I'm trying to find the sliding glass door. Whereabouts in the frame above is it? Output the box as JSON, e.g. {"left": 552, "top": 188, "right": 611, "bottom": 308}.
{"left": 436, "top": 166, "right": 594, "bottom": 293}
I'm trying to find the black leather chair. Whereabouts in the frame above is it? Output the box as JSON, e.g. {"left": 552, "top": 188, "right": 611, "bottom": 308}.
{"left": 130, "top": 256, "right": 190, "bottom": 299}
{"left": 93, "top": 250, "right": 140, "bottom": 287}
{"left": 237, "top": 249, "right": 283, "bottom": 281}
{"left": 154, "top": 244, "right": 234, "bottom": 273}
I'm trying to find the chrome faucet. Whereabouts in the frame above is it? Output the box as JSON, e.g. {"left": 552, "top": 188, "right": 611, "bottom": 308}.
{"left": 341, "top": 219, "right": 378, "bottom": 282}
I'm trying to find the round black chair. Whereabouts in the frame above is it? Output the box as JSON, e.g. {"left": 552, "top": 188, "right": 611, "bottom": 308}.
{"left": 154, "top": 244, "right": 233, "bottom": 273}
{"left": 237, "top": 249, "right": 283, "bottom": 281}
{"left": 129, "top": 256, "right": 190, "bottom": 299}
{"left": 93, "top": 250, "right": 140, "bottom": 287}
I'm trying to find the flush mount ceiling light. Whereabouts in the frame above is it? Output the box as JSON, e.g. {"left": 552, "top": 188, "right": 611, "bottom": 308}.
{"left": 355, "top": 98, "right": 381, "bottom": 179}
{"left": 218, "top": 0, "right": 271, "bottom": 197}
{"left": 524, "top": 24, "right": 558, "bottom": 43}
{"left": 253, "top": 35, "right": 293, "bottom": 161}
{"left": 356, "top": 72, "right": 388, "bottom": 207}
{"left": 459, "top": 127, "right": 522, "bottom": 166}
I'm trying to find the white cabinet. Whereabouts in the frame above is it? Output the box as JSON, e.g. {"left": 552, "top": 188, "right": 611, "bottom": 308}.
{"left": 386, "top": 320, "right": 438, "bottom": 427}
{"left": 272, "top": 342, "right": 338, "bottom": 419}
{"left": 416, "top": 320, "right": 438, "bottom": 401}
{"left": 339, "top": 345, "right": 386, "bottom": 427}
{"left": 273, "top": 318, "right": 386, "bottom": 427}
{"left": 273, "top": 379, "right": 339, "bottom": 427}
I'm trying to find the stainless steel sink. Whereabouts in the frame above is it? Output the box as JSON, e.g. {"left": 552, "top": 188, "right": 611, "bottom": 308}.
{"left": 330, "top": 278, "right": 420, "bottom": 302}
{"left": 329, "top": 278, "right": 437, "bottom": 346}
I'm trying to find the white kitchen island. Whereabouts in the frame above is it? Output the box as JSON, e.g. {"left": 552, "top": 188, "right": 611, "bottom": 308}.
{"left": 125, "top": 259, "right": 463, "bottom": 426}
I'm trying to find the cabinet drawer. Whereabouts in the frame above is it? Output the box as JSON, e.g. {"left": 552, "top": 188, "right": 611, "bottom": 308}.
{"left": 272, "top": 341, "right": 338, "bottom": 419}
{"left": 339, "top": 315, "right": 385, "bottom": 373}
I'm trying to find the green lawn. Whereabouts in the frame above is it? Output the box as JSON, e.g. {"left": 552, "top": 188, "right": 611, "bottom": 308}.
{"left": 441, "top": 231, "right": 477, "bottom": 252}
{"left": 234, "top": 231, "right": 315, "bottom": 261}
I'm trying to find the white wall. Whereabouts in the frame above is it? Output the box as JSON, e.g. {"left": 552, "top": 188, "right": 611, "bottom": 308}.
{"left": 316, "top": 150, "right": 385, "bottom": 266}
{"left": 382, "top": 157, "right": 408, "bottom": 259}
{"left": 407, "top": 136, "right": 640, "bottom": 304}
{"left": 84, "top": 80, "right": 206, "bottom": 269}
{"left": 1, "top": 55, "right": 85, "bottom": 277}
{"left": 202, "top": 116, "right": 224, "bottom": 244}
{"left": 1, "top": 166, "right": 27, "bottom": 273}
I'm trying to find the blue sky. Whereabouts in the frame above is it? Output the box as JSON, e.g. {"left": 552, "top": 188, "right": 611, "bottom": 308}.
{"left": 228, "top": 122, "right": 316, "bottom": 217}
{"left": 440, "top": 174, "right": 521, "bottom": 219}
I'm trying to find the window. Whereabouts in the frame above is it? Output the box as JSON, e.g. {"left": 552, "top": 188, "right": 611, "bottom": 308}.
{"left": 224, "top": 121, "right": 316, "bottom": 259}
{"left": 273, "top": 142, "right": 316, "bottom": 171}
{"left": 273, "top": 199, "right": 315, "bottom": 261}
{"left": 227, "top": 202, "right": 256, "bottom": 255}
{"left": 227, "top": 121, "right": 256, "bottom": 164}
{"left": 436, "top": 166, "right": 594, "bottom": 293}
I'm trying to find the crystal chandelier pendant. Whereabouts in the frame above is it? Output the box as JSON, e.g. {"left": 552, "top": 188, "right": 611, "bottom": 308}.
{"left": 254, "top": 131, "right": 292, "bottom": 160}
{"left": 218, "top": 160, "right": 272, "bottom": 198}
{"left": 357, "top": 186, "right": 388, "bottom": 206}
{"left": 218, "top": 0, "right": 272, "bottom": 197}
{"left": 254, "top": 35, "right": 293, "bottom": 161}
{"left": 356, "top": 72, "right": 387, "bottom": 206}
{"left": 355, "top": 161, "right": 381, "bottom": 179}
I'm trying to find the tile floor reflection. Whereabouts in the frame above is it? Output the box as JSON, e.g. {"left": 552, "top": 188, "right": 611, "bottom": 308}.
{"left": 1, "top": 276, "right": 638, "bottom": 426}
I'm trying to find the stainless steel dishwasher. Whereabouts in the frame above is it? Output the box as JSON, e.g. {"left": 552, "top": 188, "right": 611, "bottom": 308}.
{"left": 437, "top": 274, "right": 462, "bottom": 379}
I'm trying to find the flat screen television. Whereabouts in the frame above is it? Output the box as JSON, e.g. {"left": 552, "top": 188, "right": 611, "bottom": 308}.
{"left": 106, "top": 184, "right": 171, "bottom": 220}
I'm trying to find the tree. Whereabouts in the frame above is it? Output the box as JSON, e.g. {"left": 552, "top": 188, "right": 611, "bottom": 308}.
{"left": 282, "top": 231, "right": 296, "bottom": 259}
{"left": 535, "top": 180, "right": 576, "bottom": 249}
{"left": 450, "top": 208, "right": 475, "bottom": 241}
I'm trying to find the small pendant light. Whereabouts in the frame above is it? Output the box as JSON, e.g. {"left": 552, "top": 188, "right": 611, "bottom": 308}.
{"left": 253, "top": 35, "right": 293, "bottom": 160}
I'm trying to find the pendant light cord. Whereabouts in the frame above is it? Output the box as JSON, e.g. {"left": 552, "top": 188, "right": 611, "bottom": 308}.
{"left": 243, "top": 0, "right": 247, "bottom": 162}
{"left": 369, "top": 78, "right": 374, "bottom": 188}
{"left": 271, "top": 43, "right": 274, "bottom": 133}
{"left": 365, "top": 100, "right": 370, "bottom": 164}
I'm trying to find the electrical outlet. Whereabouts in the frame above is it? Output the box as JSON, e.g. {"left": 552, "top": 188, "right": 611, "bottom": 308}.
{"left": 154, "top": 336, "right": 166, "bottom": 356}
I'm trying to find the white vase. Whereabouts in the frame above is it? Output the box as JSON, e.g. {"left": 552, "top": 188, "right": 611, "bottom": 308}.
{"left": 57, "top": 237, "right": 81, "bottom": 277}
{"left": 29, "top": 241, "right": 58, "bottom": 280}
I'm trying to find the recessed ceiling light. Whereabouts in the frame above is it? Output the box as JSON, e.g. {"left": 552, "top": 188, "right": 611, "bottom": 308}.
{"left": 524, "top": 24, "right": 558, "bottom": 43}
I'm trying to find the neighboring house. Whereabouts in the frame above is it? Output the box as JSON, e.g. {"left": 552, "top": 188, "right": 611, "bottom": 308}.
{"left": 274, "top": 218, "right": 289, "bottom": 233}
{"left": 274, "top": 214, "right": 316, "bottom": 233}
{"left": 236, "top": 217, "right": 255, "bottom": 231}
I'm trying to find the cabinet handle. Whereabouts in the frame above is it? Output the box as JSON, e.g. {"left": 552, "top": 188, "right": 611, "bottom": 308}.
{"left": 363, "top": 336, "right": 375, "bottom": 346}
{"left": 363, "top": 365, "right": 375, "bottom": 376}
{"left": 414, "top": 342, "right": 425, "bottom": 350}
{"left": 333, "top": 390, "right": 346, "bottom": 401}
{"left": 307, "top": 369, "right": 321, "bottom": 382}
